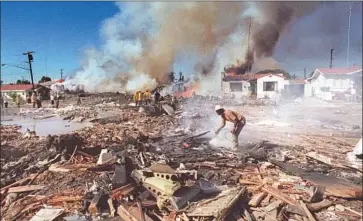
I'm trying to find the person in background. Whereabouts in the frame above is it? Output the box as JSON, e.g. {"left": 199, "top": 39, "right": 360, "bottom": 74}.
{"left": 350, "top": 85, "right": 357, "bottom": 103}
{"left": 36, "top": 92, "right": 42, "bottom": 108}
{"left": 4, "top": 96, "right": 8, "bottom": 108}
{"left": 154, "top": 90, "right": 161, "bottom": 104}
{"left": 0, "top": 96, "right": 3, "bottom": 108}
{"left": 27, "top": 94, "right": 31, "bottom": 104}
{"left": 134, "top": 90, "right": 142, "bottom": 106}
{"left": 55, "top": 92, "right": 60, "bottom": 108}
{"left": 214, "top": 105, "right": 246, "bottom": 151}
{"left": 15, "top": 94, "right": 21, "bottom": 108}
{"left": 50, "top": 93, "right": 55, "bottom": 107}
{"left": 77, "top": 94, "right": 82, "bottom": 105}
{"left": 143, "top": 89, "right": 151, "bottom": 105}
{"left": 31, "top": 92, "right": 37, "bottom": 108}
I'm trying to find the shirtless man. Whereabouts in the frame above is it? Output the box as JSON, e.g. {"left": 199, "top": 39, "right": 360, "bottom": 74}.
{"left": 215, "top": 105, "right": 246, "bottom": 151}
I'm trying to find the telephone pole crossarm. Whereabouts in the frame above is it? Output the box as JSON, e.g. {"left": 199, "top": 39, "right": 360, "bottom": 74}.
{"left": 23, "top": 51, "right": 35, "bottom": 90}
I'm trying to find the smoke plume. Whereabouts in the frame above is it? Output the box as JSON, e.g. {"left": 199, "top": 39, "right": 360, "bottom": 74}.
{"left": 67, "top": 2, "right": 320, "bottom": 93}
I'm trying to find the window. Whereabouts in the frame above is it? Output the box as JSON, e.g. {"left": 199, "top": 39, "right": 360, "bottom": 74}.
{"left": 230, "top": 83, "right": 242, "bottom": 92}
{"left": 263, "top": 82, "right": 277, "bottom": 91}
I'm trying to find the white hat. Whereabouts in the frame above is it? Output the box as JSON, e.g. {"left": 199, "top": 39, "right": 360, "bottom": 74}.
{"left": 215, "top": 105, "right": 223, "bottom": 111}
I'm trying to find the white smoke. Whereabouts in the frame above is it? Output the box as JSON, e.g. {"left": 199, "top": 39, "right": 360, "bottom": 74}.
{"left": 66, "top": 2, "right": 319, "bottom": 94}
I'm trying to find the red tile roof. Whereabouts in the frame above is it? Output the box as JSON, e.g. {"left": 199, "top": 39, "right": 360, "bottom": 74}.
{"left": 0, "top": 84, "right": 37, "bottom": 91}
{"left": 317, "top": 66, "right": 362, "bottom": 75}
{"left": 223, "top": 73, "right": 285, "bottom": 81}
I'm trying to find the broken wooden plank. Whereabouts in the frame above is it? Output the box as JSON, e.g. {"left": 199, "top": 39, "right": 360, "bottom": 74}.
{"left": 271, "top": 160, "right": 363, "bottom": 199}
{"left": 307, "top": 200, "right": 333, "bottom": 212}
{"left": 0, "top": 174, "right": 37, "bottom": 192}
{"left": 344, "top": 207, "right": 362, "bottom": 217}
{"left": 261, "top": 194, "right": 272, "bottom": 206}
{"left": 299, "top": 201, "right": 316, "bottom": 221}
{"left": 264, "top": 200, "right": 282, "bottom": 212}
{"left": 117, "top": 203, "right": 154, "bottom": 221}
{"left": 262, "top": 186, "right": 297, "bottom": 205}
{"left": 0, "top": 185, "right": 45, "bottom": 194}
{"left": 249, "top": 192, "right": 267, "bottom": 207}
{"left": 239, "top": 179, "right": 259, "bottom": 185}
{"left": 335, "top": 211, "right": 362, "bottom": 218}
{"left": 47, "top": 195, "right": 83, "bottom": 204}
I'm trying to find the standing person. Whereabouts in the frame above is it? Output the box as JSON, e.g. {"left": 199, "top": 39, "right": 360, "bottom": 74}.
{"left": 27, "top": 94, "right": 31, "bottom": 104}
{"left": 143, "top": 89, "right": 151, "bottom": 105}
{"left": 4, "top": 96, "right": 8, "bottom": 108}
{"left": 31, "top": 92, "right": 37, "bottom": 108}
{"left": 0, "top": 96, "right": 3, "bottom": 108}
{"left": 350, "top": 85, "right": 357, "bottom": 103}
{"left": 55, "top": 92, "right": 60, "bottom": 108}
{"left": 77, "top": 94, "right": 81, "bottom": 105}
{"left": 36, "top": 92, "right": 42, "bottom": 108}
{"left": 50, "top": 93, "right": 55, "bottom": 107}
{"left": 214, "top": 105, "right": 246, "bottom": 151}
{"left": 154, "top": 90, "right": 161, "bottom": 104}
{"left": 134, "top": 90, "right": 142, "bottom": 106}
{"left": 15, "top": 94, "right": 21, "bottom": 108}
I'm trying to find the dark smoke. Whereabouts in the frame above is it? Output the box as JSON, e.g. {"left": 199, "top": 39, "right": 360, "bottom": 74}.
{"left": 233, "top": 2, "right": 319, "bottom": 75}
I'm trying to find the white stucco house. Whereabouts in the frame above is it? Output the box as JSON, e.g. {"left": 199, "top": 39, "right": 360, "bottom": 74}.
{"left": 256, "top": 74, "right": 285, "bottom": 99}
{"left": 221, "top": 72, "right": 286, "bottom": 99}
{"left": 305, "top": 66, "right": 362, "bottom": 100}
{"left": 0, "top": 84, "right": 51, "bottom": 101}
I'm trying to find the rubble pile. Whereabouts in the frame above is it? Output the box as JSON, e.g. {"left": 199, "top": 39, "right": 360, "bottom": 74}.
{"left": 1, "top": 97, "right": 362, "bottom": 221}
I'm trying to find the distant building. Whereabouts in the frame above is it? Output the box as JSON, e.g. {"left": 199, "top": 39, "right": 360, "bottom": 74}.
{"left": 305, "top": 66, "right": 362, "bottom": 100}
{"left": 284, "top": 79, "right": 306, "bottom": 97}
{"left": 222, "top": 72, "right": 286, "bottom": 99}
{"left": 0, "top": 84, "right": 51, "bottom": 100}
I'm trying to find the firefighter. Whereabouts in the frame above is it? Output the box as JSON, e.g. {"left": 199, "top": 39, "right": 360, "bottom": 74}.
{"left": 134, "top": 90, "right": 142, "bottom": 106}
{"left": 143, "top": 89, "right": 151, "bottom": 105}
{"left": 214, "top": 105, "right": 246, "bottom": 151}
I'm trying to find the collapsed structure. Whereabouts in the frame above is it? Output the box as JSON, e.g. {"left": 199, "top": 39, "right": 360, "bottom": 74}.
{"left": 0, "top": 92, "right": 362, "bottom": 221}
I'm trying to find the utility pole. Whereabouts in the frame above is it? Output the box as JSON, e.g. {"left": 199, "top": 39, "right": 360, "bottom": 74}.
{"left": 60, "top": 69, "right": 64, "bottom": 80}
{"left": 329, "top": 49, "right": 334, "bottom": 69}
{"left": 244, "top": 16, "right": 256, "bottom": 72}
{"left": 304, "top": 68, "right": 307, "bottom": 79}
{"left": 244, "top": 16, "right": 255, "bottom": 54}
{"left": 23, "top": 51, "right": 35, "bottom": 90}
{"left": 346, "top": 3, "right": 352, "bottom": 68}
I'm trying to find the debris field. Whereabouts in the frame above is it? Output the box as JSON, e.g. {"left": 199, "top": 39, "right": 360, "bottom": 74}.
{"left": 0, "top": 93, "right": 362, "bottom": 221}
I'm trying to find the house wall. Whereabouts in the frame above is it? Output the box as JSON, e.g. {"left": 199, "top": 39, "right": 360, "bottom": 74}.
{"left": 1, "top": 90, "right": 28, "bottom": 100}
{"left": 308, "top": 74, "right": 355, "bottom": 100}
{"left": 221, "top": 81, "right": 250, "bottom": 99}
{"left": 256, "top": 75, "right": 285, "bottom": 99}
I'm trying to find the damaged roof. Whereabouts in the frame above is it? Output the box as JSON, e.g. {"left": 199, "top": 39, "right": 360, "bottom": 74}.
{"left": 223, "top": 73, "right": 285, "bottom": 82}
{"left": 0, "top": 84, "right": 36, "bottom": 91}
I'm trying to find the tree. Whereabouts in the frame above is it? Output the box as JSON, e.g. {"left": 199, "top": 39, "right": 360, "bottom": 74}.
{"left": 283, "top": 72, "right": 292, "bottom": 79}
{"left": 309, "top": 71, "right": 315, "bottom": 77}
{"left": 16, "top": 79, "right": 31, "bottom": 84}
{"left": 39, "top": 76, "right": 52, "bottom": 83}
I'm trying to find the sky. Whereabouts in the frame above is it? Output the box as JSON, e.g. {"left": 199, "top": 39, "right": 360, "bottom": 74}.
{"left": 1, "top": 2, "right": 118, "bottom": 83}
{"left": 1, "top": 2, "right": 362, "bottom": 84}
